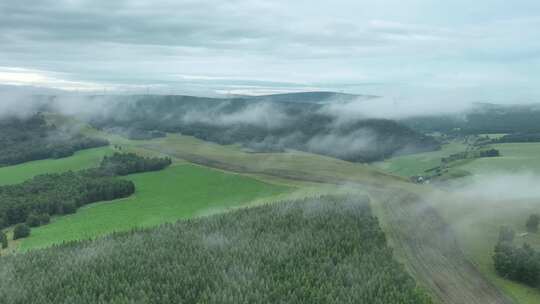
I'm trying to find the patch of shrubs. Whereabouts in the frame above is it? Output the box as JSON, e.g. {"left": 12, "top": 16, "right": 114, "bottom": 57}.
{"left": 13, "top": 223, "right": 31, "bottom": 240}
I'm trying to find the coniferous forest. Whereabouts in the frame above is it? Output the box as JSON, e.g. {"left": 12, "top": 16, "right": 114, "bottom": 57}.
{"left": 0, "top": 196, "right": 432, "bottom": 304}
{"left": 99, "top": 152, "right": 172, "bottom": 176}
{"left": 0, "top": 114, "right": 108, "bottom": 166}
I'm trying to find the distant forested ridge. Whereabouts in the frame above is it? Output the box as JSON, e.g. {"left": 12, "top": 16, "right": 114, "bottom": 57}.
{"left": 79, "top": 95, "right": 440, "bottom": 162}
{"left": 243, "top": 91, "right": 377, "bottom": 104}
{"left": 0, "top": 196, "right": 432, "bottom": 304}
{"left": 0, "top": 114, "right": 108, "bottom": 166}
{"left": 403, "top": 103, "right": 540, "bottom": 135}
{"left": 0, "top": 153, "right": 171, "bottom": 229}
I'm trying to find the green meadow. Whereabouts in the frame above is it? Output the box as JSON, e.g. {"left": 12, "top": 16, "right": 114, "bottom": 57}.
{"left": 19, "top": 163, "right": 290, "bottom": 251}
{"left": 0, "top": 147, "right": 114, "bottom": 186}
{"left": 450, "top": 143, "right": 540, "bottom": 175}
{"left": 373, "top": 142, "right": 467, "bottom": 177}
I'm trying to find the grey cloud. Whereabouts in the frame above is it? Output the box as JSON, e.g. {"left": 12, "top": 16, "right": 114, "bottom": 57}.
{"left": 0, "top": 1, "right": 539, "bottom": 100}
{"left": 306, "top": 129, "right": 378, "bottom": 159}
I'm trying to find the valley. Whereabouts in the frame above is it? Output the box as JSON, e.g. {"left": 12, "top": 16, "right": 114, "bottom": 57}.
{"left": 2, "top": 98, "right": 540, "bottom": 304}
{"left": 1, "top": 2, "right": 538, "bottom": 302}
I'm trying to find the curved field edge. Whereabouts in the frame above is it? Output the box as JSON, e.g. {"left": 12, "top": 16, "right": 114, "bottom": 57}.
{"left": 0, "top": 146, "right": 114, "bottom": 186}
{"left": 18, "top": 163, "right": 291, "bottom": 251}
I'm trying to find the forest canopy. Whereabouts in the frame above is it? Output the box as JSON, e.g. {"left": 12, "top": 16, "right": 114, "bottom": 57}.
{"left": 0, "top": 195, "right": 432, "bottom": 304}
{"left": 0, "top": 114, "right": 108, "bottom": 166}
{"left": 99, "top": 152, "right": 172, "bottom": 176}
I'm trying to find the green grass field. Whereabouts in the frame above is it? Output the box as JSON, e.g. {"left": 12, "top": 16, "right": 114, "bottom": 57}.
{"left": 0, "top": 147, "right": 114, "bottom": 186}
{"left": 373, "top": 142, "right": 467, "bottom": 177}
{"left": 449, "top": 143, "right": 540, "bottom": 175}
{"left": 135, "top": 133, "right": 405, "bottom": 186}
{"left": 19, "top": 163, "right": 290, "bottom": 251}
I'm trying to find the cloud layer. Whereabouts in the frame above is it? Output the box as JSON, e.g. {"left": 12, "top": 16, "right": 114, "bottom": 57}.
{"left": 0, "top": 0, "right": 539, "bottom": 100}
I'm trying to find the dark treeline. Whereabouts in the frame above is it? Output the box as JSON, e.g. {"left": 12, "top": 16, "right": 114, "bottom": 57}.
{"left": 479, "top": 148, "right": 501, "bottom": 157}
{"left": 493, "top": 226, "right": 540, "bottom": 287}
{"left": 0, "top": 114, "right": 108, "bottom": 166}
{"left": 0, "top": 171, "right": 134, "bottom": 229}
{"left": 441, "top": 148, "right": 500, "bottom": 163}
{"left": 0, "top": 153, "right": 171, "bottom": 229}
{"left": 0, "top": 195, "right": 432, "bottom": 304}
{"left": 82, "top": 95, "right": 440, "bottom": 162}
{"left": 99, "top": 152, "right": 172, "bottom": 176}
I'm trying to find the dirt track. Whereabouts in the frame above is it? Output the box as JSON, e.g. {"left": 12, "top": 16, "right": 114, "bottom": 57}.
{"left": 371, "top": 190, "right": 513, "bottom": 304}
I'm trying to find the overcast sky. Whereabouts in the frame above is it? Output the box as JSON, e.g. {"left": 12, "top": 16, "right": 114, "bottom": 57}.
{"left": 0, "top": 0, "right": 539, "bottom": 101}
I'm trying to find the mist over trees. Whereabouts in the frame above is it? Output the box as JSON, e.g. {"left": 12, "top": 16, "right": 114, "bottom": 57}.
{"left": 402, "top": 103, "right": 540, "bottom": 135}
{"left": 494, "top": 226, "right": 540, "bottom": 287}
{"left": 526, "top": 214, "right": 540, "bottom": 233}
{"left": 0, "top": 195, "right": 432, "bottom": 304}
{"left": 0, "top": 114, "right": 108, "bottom": 166}
{"left": 79, "top": 95, "right": 440, "bottom": 162}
